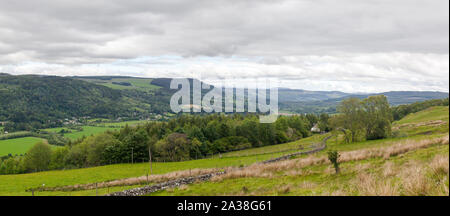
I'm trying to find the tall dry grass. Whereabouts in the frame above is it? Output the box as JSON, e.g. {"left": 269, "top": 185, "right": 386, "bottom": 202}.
{"left": 42, "top": 168, "right": 222, "bottom": 191}
{"left": 43, "top": 135, "right": 449, "bottom": 195}
{"left": 214, "top": 135, "right": 449, "bottom": 182}
{"left": 335, "top": 154, "right": 449, "bottom": 196}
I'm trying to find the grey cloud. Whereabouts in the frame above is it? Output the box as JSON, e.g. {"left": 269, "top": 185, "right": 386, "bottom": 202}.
{"left": 0, "top": 0, "right": 448, "bottom": 93}
{"left": 0, "top": 0, "right": 448, "bottom": 64}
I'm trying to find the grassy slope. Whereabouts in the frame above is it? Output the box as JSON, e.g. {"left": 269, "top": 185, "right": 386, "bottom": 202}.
{"left": 41, "top": 121, "right": 150, "bottom": 141}
{"left": 43, "top": 126, "right": 119, "bottom": 140}
{"left": 0, "top": 134, "right": 319, "bottom": 195}
{"left": 0, "top": 106, "right": 448, "bottom": 196}
{"left": 153, "top": 144, "right": 448, "bottom": 196}
{"left": 97, "top": 120, "right": 150, "bottom": 127}
{"left": 393, "top": 106, "right": 449, "bottom": 136}
{"left": 0, "top": 137, "right": 46, "bottom": 156}
{"left": 80, "top": 78, "right": 160, "bottom": 92}
{"left": 153, "top": 106, "right": 449, "bottom": 196}
{"left": 394, "top": 106, "right": 449, "bottom": 125}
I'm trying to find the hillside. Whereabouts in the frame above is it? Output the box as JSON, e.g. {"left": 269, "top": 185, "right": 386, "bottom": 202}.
{"left": 152, "top": 106, "right": 449, "bottom": 196}
{"left": 1, "top": 74, "right": 448, "bottom": 129}
{"left": 0, "top": 106, "right": 447, "bottom": 196}
{"left": 0, "top": 74, "right": 130, "bottom": 124}
{"left": 281, "top": 91, "right": 449, "bottom": 113}
{"left": 0, "top": 74, "right": 173, "bottom": 130}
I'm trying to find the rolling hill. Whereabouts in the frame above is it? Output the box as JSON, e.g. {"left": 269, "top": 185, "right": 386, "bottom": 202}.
{"left": 0, "top": 74, "right": 174, "bottom": 130}
{"left": 1, "top": 74, "right": 448, "bottom": 129}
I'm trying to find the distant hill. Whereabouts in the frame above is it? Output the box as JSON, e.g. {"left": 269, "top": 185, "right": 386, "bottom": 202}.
{"left": 0, "top": 75, "right": 174, "bottom": 130}
{"left": 1, "top": 74, "right": 448, "bottom": 129}
{"left": 279, "top": 91, "right": 449, "bottom": 113}
{"left": 278, "top": 88, "right": 351, "bottom": 102}
{"left": 0, "top": 75, "right": 135, "bottom": 127}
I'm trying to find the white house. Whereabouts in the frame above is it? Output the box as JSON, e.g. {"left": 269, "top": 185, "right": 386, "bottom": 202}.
{"left": 311, "top": 123, "right": 321, "bottom": 133}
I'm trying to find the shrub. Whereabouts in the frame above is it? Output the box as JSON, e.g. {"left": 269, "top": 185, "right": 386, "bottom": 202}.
{"left": 327, "top": 150, "right": 340, "bottom": 174}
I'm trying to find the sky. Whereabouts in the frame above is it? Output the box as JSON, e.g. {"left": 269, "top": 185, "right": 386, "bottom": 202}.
{"left": 0, "top": 0, "right": 448, "bottom": 93}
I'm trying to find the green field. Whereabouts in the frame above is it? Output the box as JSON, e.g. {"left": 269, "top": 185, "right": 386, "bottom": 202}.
{"left": 394, "top": 106, "right": 449, "bottom": 125}
{"left": 0, "top": 134, "right": 323, "bottom": 196}
{"left": 0, "top": 137, "right": 45, "bottom": 156}
{"left": 42, "top": 121, "right": 153, "bottom": 140}
{"left": 95, "top": 120, "right": 150, "bottom": 127}
{"left": 153, "top": 107, "right": 450, "bottom": 196}
{"left": 0, "top": 106, "right": 448, "bottom": 196}
{"left": 43, "top": 126, "right": 119, "bottom": 140}
{"left": 392, "top": 106, "right": 449, "bottom": 137}
{"left": 153, "top": 142, "right": 448, "bottom": 196}
{"left": 80, "top": 78, "right": 161, "bottom": 92}
{"left": 0, "top": 131, "right": 33, "bottom": 140}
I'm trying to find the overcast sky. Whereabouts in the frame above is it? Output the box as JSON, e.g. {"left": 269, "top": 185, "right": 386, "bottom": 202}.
{"left": 0, "top": 0, "right": 448, "bottom": 93}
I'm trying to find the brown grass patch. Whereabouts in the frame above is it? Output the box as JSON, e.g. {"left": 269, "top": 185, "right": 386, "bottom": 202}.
{"left": 393, "top": 120, "right": 446, "bottom": 130}
{"left": 215, "top": 135, "right": 449, "bottom": 182}
{"left": 43, "top": 168, "right": 221, "bottom": 192}
{"left": 353, "top": 172, "right": 400, "bottom": 196}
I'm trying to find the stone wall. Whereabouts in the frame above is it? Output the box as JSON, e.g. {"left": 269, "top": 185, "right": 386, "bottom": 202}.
{"left": 107, "top": 171, "right": 226, "bottom": 196}
{"left": 107, "top": 134, "right": 333, "bottom": 196}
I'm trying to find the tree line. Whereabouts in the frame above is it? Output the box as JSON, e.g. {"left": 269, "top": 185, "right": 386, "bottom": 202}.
{"left": 1, "top": 114, "right": 316, "bottom": 174}
{"left": 391, "top": 98, "right": 448, "bottom": 121}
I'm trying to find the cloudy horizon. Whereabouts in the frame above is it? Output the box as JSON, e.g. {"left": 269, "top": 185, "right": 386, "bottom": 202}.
{"left": 0, "top": 0, "right": 448, "bottom": 93}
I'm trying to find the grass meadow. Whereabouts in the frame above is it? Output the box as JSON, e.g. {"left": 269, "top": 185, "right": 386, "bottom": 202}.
{"left": 0, "top": 106, "right": 448, "bottom": 196}
{"left": 152, "top": 106, "right": 449, "bottom": 196}
{"left": 0, "top": 134, "right": 323, "bottom": 196}
{"left": 0, "top": 137, "right": 45, "bottom": 157}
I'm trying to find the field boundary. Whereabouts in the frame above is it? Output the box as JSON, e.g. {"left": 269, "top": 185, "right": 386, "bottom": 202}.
{"left": 261, "top": 135, "right": 332, "bottom": 164}
{"left": 105, "top": 134, "right": 333, "bottom": 196}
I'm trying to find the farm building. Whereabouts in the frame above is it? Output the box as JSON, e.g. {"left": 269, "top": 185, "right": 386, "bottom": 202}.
{"left": 310, "top": 123, "right": 320, "bottom": 133}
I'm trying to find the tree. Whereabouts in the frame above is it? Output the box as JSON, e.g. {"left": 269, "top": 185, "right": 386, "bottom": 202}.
{"left": 0, "top": 156, "right": 25, "bottom": 174}
{"left": 24, "top": 141, "right": 52, "bottom": 172}
{"left": 49, "top": 147, "right": 69, "bottom": 169}
{"left": 86, "top": 133, "right": 121, "bottom": 166}
{"left": 334, "top": 95, "right": 393, "bottom": 143}
{"left": 327, "top": 150, "right": 340, "bottom": 174}
{"left": 123, "top": 129, "right": 150, "bottom": 163}
{"left": 337, "top": 98, "right": 365, "bottom": 142}
{"left": 155, "top": 133, "right": 190, "bottom": 162}
{"left": 190, "top": 138, "right": 202, "bottom": 159}
{"left": 362, "top": 95, "right": 392, "bottom": 140}
{"left": 318, "top": 113, "right": 330, "bottom": 132}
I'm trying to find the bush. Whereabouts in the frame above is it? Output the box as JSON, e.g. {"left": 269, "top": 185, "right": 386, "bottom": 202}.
{"left": 24, "top": 141, "right": 52, "bottom": 172}
{"left": 327, "top": 150, "right": 340, "bottom": 174}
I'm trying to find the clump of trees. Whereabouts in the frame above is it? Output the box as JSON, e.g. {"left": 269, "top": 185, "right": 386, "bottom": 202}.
{"left": 330, "top": 95, "right": 393, "bottom": 142}
{"left": 1, "top": 113, "right": 315, "bottom": 174}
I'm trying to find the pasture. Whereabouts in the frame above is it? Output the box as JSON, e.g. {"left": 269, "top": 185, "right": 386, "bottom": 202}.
{"left": 80, "top": 78, "right": 160, "bottom": 92}
{"left": 0, "top": 137, "right": 45, "bottom": 156}
{"left": 0, "top": 134, "right": 321, "bottom": 196}
{"left": 0, "top": 106, "right": 448, "bottom": 196}
{"left": 152, "top": 106, "right": 449, "bottom": 196}
{"left": 43, "top": 126, "right": 119, "bottom": 140}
